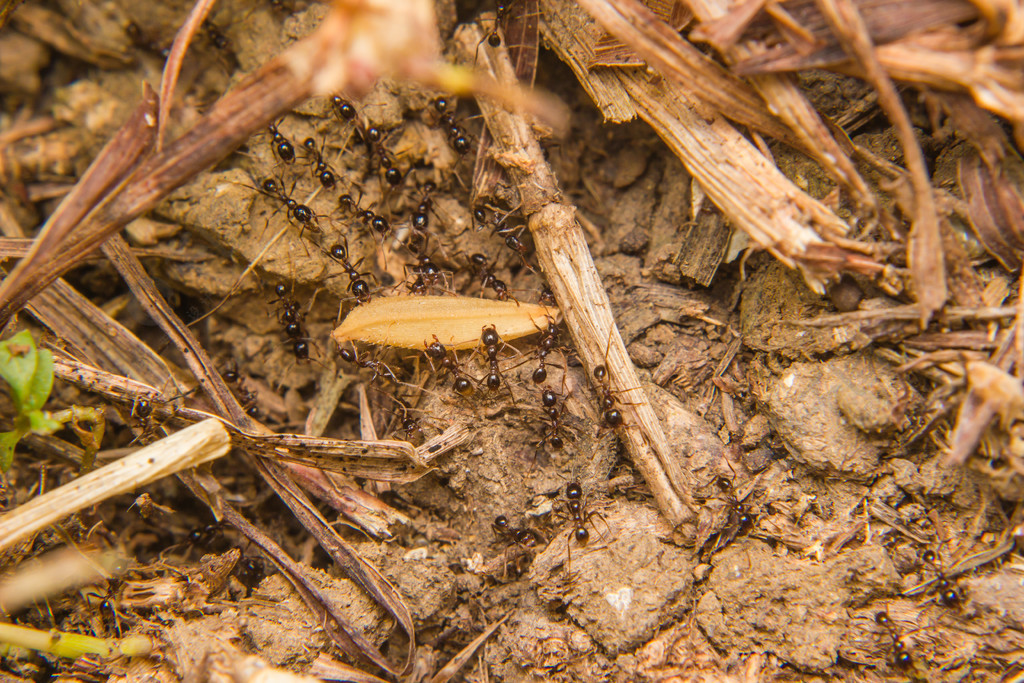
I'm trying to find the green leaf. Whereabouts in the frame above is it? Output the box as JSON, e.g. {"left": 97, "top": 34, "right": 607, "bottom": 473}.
{"left": 0, "top": 429, "right": 23, "bottom": 472}
{"left": 22, "top": 349, "right": 54, "bottom": 413}
{"left": 0, "top": 330, "right": 40, "bottom": 414}
{"left": 27, "top": 410, "right": 62, "bottom": 435}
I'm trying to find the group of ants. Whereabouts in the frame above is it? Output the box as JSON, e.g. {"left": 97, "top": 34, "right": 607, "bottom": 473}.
{"left": 192, "top": 86, "right": 968, "bottom": 673}
{"left": 218, "top": 94, "right": 633, "bottom": 582}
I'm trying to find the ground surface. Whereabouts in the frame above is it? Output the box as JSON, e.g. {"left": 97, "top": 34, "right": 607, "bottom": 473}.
{"left": 0, "top": 0, "right": 1022, "bottom": 682}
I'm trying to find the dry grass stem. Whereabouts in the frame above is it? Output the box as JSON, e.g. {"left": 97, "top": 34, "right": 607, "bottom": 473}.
{"left": 0, "top": 419, "right": 230, "bottom": 554}
{"left": 815, "top": 0, "right": 947, "bottom": 320}
{"left": 458, "top": 23, "right": 695, "bottom": 526}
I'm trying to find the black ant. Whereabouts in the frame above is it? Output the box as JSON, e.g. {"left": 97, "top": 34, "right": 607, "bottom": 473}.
{"left": 700, "top": 475, "right": 755, "bottom": 557}
{"left": 479, "top": 326, "right": 516, "bottom": 404}
{"left": 532, "top": 318, "right": 560, "bottom": 384}
{"left": 432, "top": 96, "right": 471, "bottom": 155}
{"left": 539, "top": 285, "right": 556, "bottom": 307}
{"left": 325, "top": 241, "right": 375, "bottom": 304}
{"left": 411, "top": 181, "right": 436, "bottom": 234}
{"left": 270, "top": 284, "right": 313, "bottom": 361}
{"left": 469, "top": 253, "right": 511, "bottom": 301}
{"left": 491, "top": 514, "right": 544, "bottom": 577}
{"left": 256, "top": 177, "right": 320, "bottom": 235}
{"left": 339, "top": 345, "right": 398, "bottom": 384}
{"left": 920, "top": 549, "right": 961, "bottom": 607}
{"left": 539, "top": 388, "right": 566, "bottom": 450}
{"left": 474, "top": 206, "right": 531, "bottom": 265}
{"left": 424, "top": 336, "right": 475, "bottom": 397}
{"left": 873, "top": 610, "right": 915, "bottom": 670}
{"left": 592, "top": 365, "right": 624, "bottom": 430}
{"left": 559, "top": 481, "right": 608, "bottom": 575}
{"left": 331, "top": 96, "right": 358, "bottom": 123}
{"left": 301, "top": 137, "right": 339, "bottom": 190}
{"left": 355, "top": 123, "right": 403, "bottom": 187}
{"left": 267, "top": 122, "right": 296, "bottom": 164}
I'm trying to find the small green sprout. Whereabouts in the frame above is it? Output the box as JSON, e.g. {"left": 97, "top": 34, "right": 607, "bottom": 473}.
{"left": 0, "top": 330, "right": 105, "bottom": 472}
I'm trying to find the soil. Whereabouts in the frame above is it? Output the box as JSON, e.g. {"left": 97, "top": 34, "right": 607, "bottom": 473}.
{"left": 1, "top": 1, "right": 1022, "bottom": 682}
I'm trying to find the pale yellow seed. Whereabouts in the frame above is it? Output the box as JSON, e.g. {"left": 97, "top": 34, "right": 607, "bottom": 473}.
{"left": 331, "top": 295, "right": 559, "bottom": 351}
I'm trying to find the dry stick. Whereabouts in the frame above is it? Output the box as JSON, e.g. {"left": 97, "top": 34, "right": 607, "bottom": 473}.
{"left": 99, "top": 237, "right": 419, "bottom": 673}
{"left": 158, "top": 0, "right": 220, "bottom": 151}
{"left": 0, "top": 419, "right": 230, "bottom": 553}
{"left": 0, "top": 87, "right": 158, "bottom": 329}
{"left": 458, "top": 24, "right": 694, "bottom": 526}
{"left": 815, "top": 0, "right": 947, "bottom": 322}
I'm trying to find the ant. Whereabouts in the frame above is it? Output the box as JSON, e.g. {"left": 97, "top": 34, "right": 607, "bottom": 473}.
{"left": 355, "top": 123, "right": 403, "bottom": 187}
{"left": 920, "top": 549, "right": 961, "bottom": 607}
{"left": 410, "top": 181, "right": 436, "bottom": 233}
{"left": 256, "top": 178, "right": 320, "bottom": 235}
{"left": 700, "top": 474, "right": 755, "bottom": 558}
{"left": 592, "top": 365, "right": 624, "bottom": 430}
{"left": 301, "top": 137, "right": 339, "bottom": 190}
{"left": 491, "top": 514, "right": 544, "bottom": 577}
{"left": 271, "top": 284, "right": 312, "bottom": 361}
{"left": 424, "top": 336, "right": 475, "bottom": 396}
{"left": 469, "top": 253, "right": 511, "bottom": 301}
{"left": 539, "top": 388, "right": 567, "bottom": 450}
{"left": 532, "top": 317, "right": 560, "bottom": 384}
{"left": 873, "top": 610, "right": 915, "bottom": 670}
{"left": 267, "top": 122, "right": 296, "bottom": 164}
{"left": 331, "top": 96, "right": 358, "bottom": 123}
{"left": 339, "top": 345, "right": 398, "bottom": 384}
{"left": 325, "top": 241, "right": 375, "bottom": 304}
{"left": 432, "top": 96, "right": 471, "bottom": 155}
{"left": 474, "top": 206, "right": 531, "bottom": 265}
{"left": 559, "top": 481, "right": 608, "bottom": 575}
{"left": 479, "top": 326, "right": 516, "bottom": 404}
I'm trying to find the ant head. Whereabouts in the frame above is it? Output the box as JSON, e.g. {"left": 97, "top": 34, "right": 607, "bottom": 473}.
{"left": 493, "top": 515, "right": 509, "bottom": 530}
{"left": 921, "top": 549, "right": 937, "bottom": 565}
{"left": 135, "top": 398, "right": 153, "bottom": 418}
{"left": 541, "top": 389, "right": 558, "bottom": 408}
{"left": 433, "top": 96, "right": 449, "bottom": 113}
{"left": 593, "top": 365, "right": 607, "bottom": 381}
{"left": 303, "top": 137, "right": 317, "bottom": 151}
{"left": 262, "top": 178, "right": 278, "bottom": 193}
{"left": 425, "top": 338, "right": 446, "bottom": 360}
{"left": 566, "top": 482, "right": 582, "bottom": 499}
